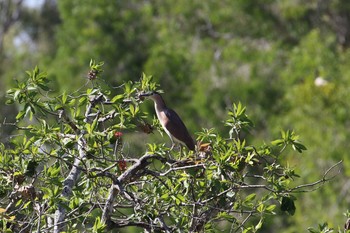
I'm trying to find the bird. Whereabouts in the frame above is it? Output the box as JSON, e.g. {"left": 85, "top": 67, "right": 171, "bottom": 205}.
{"left": 139, "top": 91, "right": 195, "bottom": 151}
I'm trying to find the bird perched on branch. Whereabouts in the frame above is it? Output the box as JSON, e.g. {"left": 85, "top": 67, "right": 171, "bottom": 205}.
{"left": 139, "top": 91, "right": 195, "bottom": 151}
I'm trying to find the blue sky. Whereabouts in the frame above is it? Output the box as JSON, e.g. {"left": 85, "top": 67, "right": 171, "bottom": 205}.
{"left": 23, "top": 0, "right": 44, "bottom": 8}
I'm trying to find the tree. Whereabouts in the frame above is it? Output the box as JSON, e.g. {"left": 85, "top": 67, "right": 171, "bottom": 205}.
{"left": 0, "top": 0, "right": 24, "bottom": 53}
{"left": 0, "top": 63, "right": 339, "bottom": 232}
{"left": 50, "top": 0, "right": 155, "bottom": 92}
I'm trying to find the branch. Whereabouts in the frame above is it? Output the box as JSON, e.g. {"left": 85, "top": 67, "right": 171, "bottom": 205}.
{"left": 101, "top": 182, "right": 119, "bottom": 226}
{"left": 58, "top": 109, "right": 79, "bottom": 133}
{"left": 101, "top": 154, "right": 192, "bottom": 229}
{"left": 117, "top": 154, "right": 166, "bottom": 184}
{"left": 101, "top": 154, "right": 167, "bottom": 228}
{"left": 53, "top": 94, "right": 106, "bottom": 233}
{"left": 234, "top": 212, "right": 253, "bottom": 233}
{"left": 53, "top": 135, "right": 87, "bottom": 233}
{"left": 88, "top": 163, "right": 119, "bottom": 182}
{"left": 108, "top": 219, "right": 173, "bottom": 232}
{"left": 98, "top": 110, "right": 119, "bottom": 123}
{"left": 148, "top": 163, "right": 205, "bottom": 177}
{"left": 288, "top": 160, "right": 343, "bottom": 193}
{"left": 155, "top": 216, "right": 172, "bottom": 233}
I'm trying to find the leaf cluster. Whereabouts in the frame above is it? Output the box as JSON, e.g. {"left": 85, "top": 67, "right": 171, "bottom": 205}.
{"left": 0, "top": 63, "right": 332, "bottom": 233}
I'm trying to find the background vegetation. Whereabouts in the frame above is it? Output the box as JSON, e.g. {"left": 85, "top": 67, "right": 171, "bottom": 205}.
{"left": 1, "top": 0, "right": 349, "bottom": 232}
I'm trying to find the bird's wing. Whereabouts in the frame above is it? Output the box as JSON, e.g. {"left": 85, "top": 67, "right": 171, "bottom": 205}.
{"left": 163, "top": 108, "right": 195, "bottom": 150}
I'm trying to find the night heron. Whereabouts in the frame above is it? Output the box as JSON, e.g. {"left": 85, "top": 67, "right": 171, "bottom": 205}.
{"left": 139, "top": 91, "right": 195, "bottom": 151}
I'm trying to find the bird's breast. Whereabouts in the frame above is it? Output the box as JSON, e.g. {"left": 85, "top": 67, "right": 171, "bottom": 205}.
{"left": 156, "top": 109, "right": 173, "bottom": 138}
{"left": 156, "top": 109, "right": 169, "bottom": 127}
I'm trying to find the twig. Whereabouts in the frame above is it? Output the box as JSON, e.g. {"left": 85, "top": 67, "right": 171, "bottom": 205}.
{"left": 36, "top": 202, "right": 42, "bottom": 233}
{"left": 108, "top": 219, "right": 171, "bottom": 231}
{"left": 189, "top": 203, "right": 198, "bottom": 233}
{"left": 234, "top": 212, "right": 253, "bottom": 233}
{"left": 98, "top": 110, "right": 119, "bottom": 123}
{"left": 152, "top": 163, "right": 205, "bottom": 177}
{"left": 288, "top": 160, "right": 343, "bottom": 193}
{"left": 117, "top": 154, "right": 166, "bottom": 183}
{"left": 155, "top": 216, "right": 172, "bottom": 233}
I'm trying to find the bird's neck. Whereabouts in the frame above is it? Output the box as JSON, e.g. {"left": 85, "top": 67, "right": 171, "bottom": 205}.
{"left": 152, "top": 95, "right": 167, "bottom": 110}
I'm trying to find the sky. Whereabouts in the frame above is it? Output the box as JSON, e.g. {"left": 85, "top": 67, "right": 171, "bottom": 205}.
{"left": 23, "top": 0, "right": 44, "bottom": 9}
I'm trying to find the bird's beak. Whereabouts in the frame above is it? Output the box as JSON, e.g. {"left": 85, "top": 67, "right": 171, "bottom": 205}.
{"left": 138, "top": 92, "right": 153, "bottom": 98}
{"left": 138, "top": 91, "right": 153, "bottom": 101}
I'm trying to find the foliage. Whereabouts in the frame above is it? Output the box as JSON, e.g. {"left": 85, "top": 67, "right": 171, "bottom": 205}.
{"left": 0, "top": 64, "right": 339, "bottom": 233}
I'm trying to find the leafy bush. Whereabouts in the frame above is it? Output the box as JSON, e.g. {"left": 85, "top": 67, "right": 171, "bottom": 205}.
{"left": 0, "top": 62, "right": 339, "bottom": 232}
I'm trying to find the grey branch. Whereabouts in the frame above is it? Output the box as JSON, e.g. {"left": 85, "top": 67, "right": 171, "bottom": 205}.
{"left": 287, "top": 160, "right": 343, "bottom": 193}
{"left": 53, "top": 94, "right": 105, "bottom": 233}
{"left": 108, "top": 220, "right": 171, "bottom": 231}
{"left": 53, "top": 135, "right": 87, "bottom": 233}
{"left": 101, "top": 154, "right": 160, "bottom": 226}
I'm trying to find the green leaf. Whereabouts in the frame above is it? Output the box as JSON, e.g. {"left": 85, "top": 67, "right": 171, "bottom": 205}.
{"left": 243, "top": 226, "right": 253, "bottom": 233}
{"left": 14, "top": 89, "right": 21, "bottom": 101}
{"left": 111, "top": 94, "right": 124, "bottom": 103}
{"left": 62, "top": 92, "right": 68, "bottom": 104}
{"left": 62, "top": 138, "right": 75, "bottom": 149}
{"left": 245, "top": 193, "right": 256, "bottom": 202}
{"left": 91, "top": 117, "right": 98, "bottom": 132}
{"left": 25, "top": 160, "right": 38, "bottom": 177}
{"left": 5, "top": 99, "right": 15, "bottom": 105}
{"left": 255, "top": 217, "right": 263, "bottom": 230}
{"left": 33, "top": 66, "right": 39, "bottom": 77}
{"left": 281, "top": 196, "right": 296, "bottom": 215}
{"left": 92, "top": 216, "right": 106, "bottom": 233}
{"left": 47, "top": 164, "right": 61, "bottom": 177}
{"left": 161, "top": 193, "right": 169, "bottom": 200}
{"left": 16, "top": 110, "right": 26, "bottom": 120}
{"left": 38, "top": 83, "right": 50, "bottom": 91}
{"left": 266, "top": 204, "right": 276, "bottom": 212}
{"left": 271, "top": 139, "right": 284, "bottom": 146}
{"left": 292, "top": 141, "right": 307, "bottom": 153}
{"left": 257, "top": 203, "right": 264, "bottom": 212}
{"left": 23, "top": 201, "right": 32, "bottom": 209}
{"left": 307, "top": 228, "right": 319, "bottom": 233}
{"left": 129, "top": 104, "right": 135, "bottom": 116}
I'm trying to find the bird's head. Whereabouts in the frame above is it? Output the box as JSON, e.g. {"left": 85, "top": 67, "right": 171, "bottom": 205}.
{"left": 138, "top": 91, "right": 161, "bottom": 101}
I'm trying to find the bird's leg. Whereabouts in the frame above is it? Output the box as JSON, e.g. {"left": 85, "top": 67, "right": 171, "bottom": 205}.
{"left": 165, "top": 140, "right": 175, "bottom": 159}
{"left": 169, "top": 137, "right": 176, "bottom": 151}
{"left": 170, "top": 142, "right": 175, "bottom": 151}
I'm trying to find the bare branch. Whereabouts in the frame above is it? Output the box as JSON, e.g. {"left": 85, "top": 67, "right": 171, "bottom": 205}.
{"left": 98, "top": 110, "right": 119, "bottom": 123}
{"left": 117, "top": 154, "right": 165, "bottom": 184}
{"left": 155, "top": 216, "right": 172, "bottom": 233}
{"left": 288, "top": 160, "right": 343, "bottom": 193}
{"left": 149, "top": 163, "right": 205, "bottom": 177}
{"left": 108, "top": 219, "right": 172, "bottom": 231}
{"left": 234, "top": 212, "right": 253, "bottom": 233}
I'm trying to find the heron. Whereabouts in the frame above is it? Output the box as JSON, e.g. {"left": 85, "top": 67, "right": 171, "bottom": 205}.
{"left": 139, "top": 91, "right": 195, "bottom": 151}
